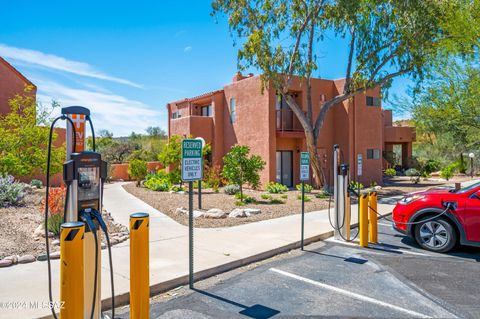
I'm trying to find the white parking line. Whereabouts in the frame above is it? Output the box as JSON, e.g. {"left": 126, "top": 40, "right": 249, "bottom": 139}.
{"left": 270, "top": 268, "right": 433, "bottom": 318}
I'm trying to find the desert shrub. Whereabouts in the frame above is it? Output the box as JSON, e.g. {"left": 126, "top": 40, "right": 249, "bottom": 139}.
{"left": 297, "top": 195, "right": 311, "bottom": 202}
{"left": 266, "top": 182, "right": 288, "bottom": 194}
{"left": 128, "top": 159, "right": 148, "bottom": 186}
{"left": 280, "top": 194, "right": 288, "bottom": 199}
{"left": 269, "top": 198, "right": 285, "bottom": 204}
{"left": 384, "top": 168, "right": 396, "bottom": 177}
{"left": 296, "top": 183, "right": 313, "bottom": 193}
{"left": 423, "top": 159, "right": 441, "bottom": 174}
{"left": 405, "top": 168, "right": 421, "bottom": 176}
{"left": 30, "top": 179, "right": 43, "bottom": 189}
{"left": 224, "top": 184, "right": 240, "bottom": 195}
{"left": 0, "top": 175, "right": 26, "bottom": 207}
{"left": 370, "top": 181, "right": 377, "bottom": 188}
{"left": 144, "top": 177, "right": 171, "bottom": 192}
{"left": 234, "top": 193, "right": 256, "bottom": 203}
{"left": 349, "top": 181, "right": 364, "bottom": 190}
{"left": 315, "top": 190, "right": 330, "bottom": 199}
{"left": 234, "top": 200, "right": 246, "bottom": 206}
{"left": 440, "top": 163, "right": 458, "bottom": 181}
{"left": 204, "top": 165, "right": 222, "bottom": 192}
{"left": 260, "top": 194, "right": 272, "bottom": 200}
{"left": 170, "top": 185, "right": 184, "bottom": 192}
{"left": 40, "top": 187, "right": 66, "bottom": 236}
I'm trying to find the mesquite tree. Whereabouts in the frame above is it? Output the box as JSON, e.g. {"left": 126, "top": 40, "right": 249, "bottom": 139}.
{"left": 212, "top": 0, "right": 479, "bottom": 186}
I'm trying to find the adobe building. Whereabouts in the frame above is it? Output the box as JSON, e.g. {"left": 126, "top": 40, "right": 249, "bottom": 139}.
{"left": 0, "top": 57, "right": 66, "bottom": 185}
{"left": 167, "top": 73, "right": 415, "bottom": 187}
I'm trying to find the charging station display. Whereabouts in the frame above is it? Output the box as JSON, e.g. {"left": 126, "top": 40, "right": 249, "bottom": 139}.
{"left": 78, "top": 167, "right": 100, "bottom": 201}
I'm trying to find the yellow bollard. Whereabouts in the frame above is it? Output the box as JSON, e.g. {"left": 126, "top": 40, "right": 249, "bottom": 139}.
{"left": 130, "top": 212, "right": 150, "bottom": 319}
{"left": 369, "top": 192, "right": 378, "bottom": 244}
{"left": 359, "top": 194, "right": 369, "bottom": 247}
{"left": 60, "top": 221, "right": 85, "bottom": 319}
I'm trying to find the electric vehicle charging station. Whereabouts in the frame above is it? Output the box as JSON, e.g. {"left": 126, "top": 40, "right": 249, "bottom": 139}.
{"left": 44, "top": 106, "right": 115, "bottom": 319}
{"left": 332, "top": 145, "right": 352, "bottom": 241}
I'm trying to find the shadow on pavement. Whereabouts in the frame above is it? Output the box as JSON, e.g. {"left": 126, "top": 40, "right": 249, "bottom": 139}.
{"left": 192, "top": 288, "right": 280, "bottom": 319}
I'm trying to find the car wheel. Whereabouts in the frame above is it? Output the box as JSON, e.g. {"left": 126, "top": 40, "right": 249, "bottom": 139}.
{"left": 414, "top": 217, "right": 456, "bottom": 253}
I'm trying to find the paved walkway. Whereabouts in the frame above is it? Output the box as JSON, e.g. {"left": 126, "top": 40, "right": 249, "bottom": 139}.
{"left": 0, "top": 182, "right": 401, "bottom": 318}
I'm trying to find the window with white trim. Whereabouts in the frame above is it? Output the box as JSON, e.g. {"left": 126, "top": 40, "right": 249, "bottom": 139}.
{"left": 230, "top": 98, "right": 236, "bottom": 123}
{"left": 367, "top": 149, "right": 381, "bottom": 159}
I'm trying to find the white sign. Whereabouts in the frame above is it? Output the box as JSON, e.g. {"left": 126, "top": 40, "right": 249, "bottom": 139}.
{"left": 300, "top": 152, "right": 310, "bottom": 181}
{"left": 181, "top": 139, "right": 203, "bottom": 181}
{"left": 357, "top": 154, "right": 363, "bottom": 177}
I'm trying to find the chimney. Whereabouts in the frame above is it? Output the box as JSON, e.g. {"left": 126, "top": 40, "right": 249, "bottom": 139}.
{"left": 232, "top": 71, "right": 244, "bottom": 82}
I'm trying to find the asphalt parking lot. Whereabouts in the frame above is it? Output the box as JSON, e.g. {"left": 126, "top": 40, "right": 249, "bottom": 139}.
{"left": 118, "top": 219, "right": 480, "bottom": 319}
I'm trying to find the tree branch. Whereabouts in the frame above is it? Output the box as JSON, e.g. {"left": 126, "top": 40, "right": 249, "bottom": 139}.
{"left": 344, "top": 25, "right": 356, "bottom": 93}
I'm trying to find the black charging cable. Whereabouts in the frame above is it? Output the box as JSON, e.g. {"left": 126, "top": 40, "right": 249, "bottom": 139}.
{"left": 44, "top": 115, "right": 76, "bottom": 319}
{"left": 91, "top": 209, "right": 116, "bottom": 319}
{"left": 86, "top": 115, "right": 96, "bottom": 152}
{"left": 80, "top": 210, "right": 99, "bottom": 319}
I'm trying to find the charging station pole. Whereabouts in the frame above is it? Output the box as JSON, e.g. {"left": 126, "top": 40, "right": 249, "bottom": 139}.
{"left": 300, "top": 152, "right": 310, "bottom": 250}
{"left": 181, "top": 139, "right": 203, "bottom": 289}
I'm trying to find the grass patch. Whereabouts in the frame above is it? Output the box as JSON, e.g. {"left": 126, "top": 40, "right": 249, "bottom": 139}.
{"left": 269, "top": 198, "right": 285, "bottom": 204}
{"left": 297, "top": 195, "right": 311, "bottom": 202}
{"left": 260, "top": 194, "right": 272, "bottom": 200}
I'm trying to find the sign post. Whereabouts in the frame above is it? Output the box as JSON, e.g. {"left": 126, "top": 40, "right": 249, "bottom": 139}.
{"left": 300, "top": 152, "right": 310, "bottom": 250}
{"left": 181, "top": 139, "right": 203, "bottom": 289}
{"left": 357, "top": 154, "right": 363, "bottom": 178}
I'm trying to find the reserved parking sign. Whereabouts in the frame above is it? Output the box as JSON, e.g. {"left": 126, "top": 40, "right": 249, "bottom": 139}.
{"left": 300, "top": 152, "right": 310, "bottom": 181}
{"left": 181, "top": 139, "right": 203, "bottom": 181}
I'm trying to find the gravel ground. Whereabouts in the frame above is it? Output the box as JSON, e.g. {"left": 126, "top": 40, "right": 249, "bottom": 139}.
{"left": 0, "top": 188, "right": 124, "bottom": 259}
{"left": 123, "top": 183, "right": 331, "bottom": 228}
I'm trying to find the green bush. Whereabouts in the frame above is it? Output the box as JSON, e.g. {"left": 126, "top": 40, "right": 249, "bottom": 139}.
{"left": 0, "top": 175, "right": 25, "bottom": 207}
{"left": 260, "top": 194, "right": 272, "bottom": 200}
{"left": 170, "top": 185, "right": 184, "bottom": 192}
{"left": 224, "top": 184, "right": 240, "bottom": 195}
{"left": 144, "top": 177, "right": 171, "bottom": 191}
{"left": 315, "top": 190, "right": 330, "bottom": 199}
{"left": 405, "top": 168, "right": 421, "bottom": 176}
{"left": 47, "top": 214, "right": 63, "bottom": 236}
{"left": 128, "top": 159, "right": 148, "bottom": 186}
{"left": 266, "top": 182, "right": 288, "bottom": 194}
{"left": 297, "top": 195, "right": 311, "bottom": 202}
{"left": 423, "top": 159, "right": 441, "bottom": 174}
{"left": 234, "top": 193, "right": 256, "bottom": 203}
{"left": 269, "top": 198, "right": 285, "bottom": 204}
{"left": 30, "top": 179, "right": 43, "bottom": 189}
{"left": 296, "top": 183, "right": 313, "bottom": 193}
{"left": 349, "top": 181, "right": 364, "bottom": 190}
{"left": 384, "top": 168, "right": 396, "bottom": 177}
{"left": 280, "top": 194, "right": 288, "bottom": 199}
{"left": 440, "top": 163, "right": 458, "bottom": 181}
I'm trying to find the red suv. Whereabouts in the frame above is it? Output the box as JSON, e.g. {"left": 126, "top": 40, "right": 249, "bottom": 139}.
{"left": 393, "top": 182, "right": 480, "bottom": 252}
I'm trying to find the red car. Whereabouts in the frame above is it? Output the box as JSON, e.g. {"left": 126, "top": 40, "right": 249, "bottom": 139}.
{"left": 393, "top": 182, "right": 480, "bottom": 253}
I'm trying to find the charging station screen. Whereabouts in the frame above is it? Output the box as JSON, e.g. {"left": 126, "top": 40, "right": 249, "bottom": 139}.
{"left": 78, "top": 167, "right": 100, "bottom": 201}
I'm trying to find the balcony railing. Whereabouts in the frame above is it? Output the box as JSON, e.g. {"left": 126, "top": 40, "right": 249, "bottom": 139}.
{"left": 276, "top": 109, "right": 303, "bottom": 131}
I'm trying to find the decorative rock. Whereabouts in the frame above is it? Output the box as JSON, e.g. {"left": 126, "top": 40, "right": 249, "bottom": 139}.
{"left": 0, "top": 259, "right": 13, "bottom": 268}
{"left": 49, "top": 251, "right": 60, "bottom": 259}
{"left": 18, "top": 255, "right": 36, "bottom": 264}
{"left": 177, "top": 191, "right": 186, "bottom": 195}
{"left": 192, "top": 210, "right": 204, "bottom": 218}
{"left": 110, "top": 238, "right": 119, "bottom": 246}
{"left": 120, "top": 235, "right": 129, "bottom": 242}
{"left": 228, "top": 208, "right": 248, "bottom": 218}
{"left": 175, "top": 207, "right": 188, "bottom": 215}
{"left": 4, "top": 255, "right": 19, "bottom": 264}
{"left": 37, "top": 254, "right": 48, "bottom": 261}
{"left": 33, "top": 224, "right": 44, "bottom": 238}
{"left": 374, "top": 186, "right": 382, "bottom": 190}
{"left": 203, "top": 209, "right": 227, "bottom": 219}
{"left": 51, "top": 239, "right": 60, "bottom": 246}
{"left": 101, "top": 242, "right": 107, "bottom": 249}
{"left": 244, "top": 208, "right": 261, "bottom": 215}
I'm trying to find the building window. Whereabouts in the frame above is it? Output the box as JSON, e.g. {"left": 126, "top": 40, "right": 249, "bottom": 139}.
{"left": 201, "top": 105, "right": 212, "bottom": 117}
{"left": 366, "top": 96, "right": 381, "bottom": 107}
{"left": 367, "top": 149, "right": 380, "bottom": 159}
{"left": 171, "top": 111, "right": 181, "bottom": 119}
{"left": 230, "top": 98, "right": 236, "bottom": 123}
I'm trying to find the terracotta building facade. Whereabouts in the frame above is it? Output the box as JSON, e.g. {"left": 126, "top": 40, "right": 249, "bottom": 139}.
{"left": 167, "top": 73, "right": 415, "bottom": 187}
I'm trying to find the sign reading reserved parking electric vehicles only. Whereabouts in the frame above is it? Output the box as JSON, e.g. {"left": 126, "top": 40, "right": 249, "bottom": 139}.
{"left": 300, "top": 152, "right": 310, "bottom": 181}
{"left": 181, "top": 139, "right": 203, "bottom": 181}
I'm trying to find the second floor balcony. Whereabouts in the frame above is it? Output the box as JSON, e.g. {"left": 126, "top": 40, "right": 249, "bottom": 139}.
{"left": 276, "top": 108, "right": 305, "bottom": 138}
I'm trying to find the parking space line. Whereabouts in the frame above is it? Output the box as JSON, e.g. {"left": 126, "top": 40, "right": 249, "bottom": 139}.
{"left": 270, "top": 268, "right": 434, "bottom": 318}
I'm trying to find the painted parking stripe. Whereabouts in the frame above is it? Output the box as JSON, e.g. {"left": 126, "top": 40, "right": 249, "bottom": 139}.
{"left": 270, "top": 268, "right": 434, "bottom": 318}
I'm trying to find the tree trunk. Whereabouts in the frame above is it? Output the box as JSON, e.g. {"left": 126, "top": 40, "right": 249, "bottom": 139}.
{"left": 305, "top": 130, "right": 324, "bottom": 187}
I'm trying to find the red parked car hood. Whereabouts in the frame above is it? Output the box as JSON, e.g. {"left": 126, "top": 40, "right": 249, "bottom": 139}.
{"left": 409, "top": 187, "right": 454, "bottom": 196}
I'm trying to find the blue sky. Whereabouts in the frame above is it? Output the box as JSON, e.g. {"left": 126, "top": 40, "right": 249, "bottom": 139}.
{"left": 1, "top": 1, "right": 409, "bottom": 136}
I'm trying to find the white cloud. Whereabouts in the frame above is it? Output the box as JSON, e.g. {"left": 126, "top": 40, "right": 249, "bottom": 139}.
{"left": 0, "top": 43, "right": 142, "bottom": 88}
{"left": 35, "top": 79, "right": 165, "bottom": 136}
{"left": 183, "top": 46, "right": 192, "bottom": 53}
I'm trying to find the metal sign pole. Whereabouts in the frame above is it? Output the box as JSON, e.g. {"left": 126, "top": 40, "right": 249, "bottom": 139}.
{"left": 299, "top": 152, "right": 310, "bottom": 251}
{"left": 198, "top": 180, "right": 202, "bottom": 210}
{"left": 301, "top": 181, "right": 305, "bottom": 250}
{"left": 189, "top": 181, "right": 194, "bottom": 289}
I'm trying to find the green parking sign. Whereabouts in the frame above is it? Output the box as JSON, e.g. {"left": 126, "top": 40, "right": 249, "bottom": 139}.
{"left": 300, "top": 152, "right": 310, "bottom": 181}
{"left": 182, "top": 139, "right": 203, "bottom": 181}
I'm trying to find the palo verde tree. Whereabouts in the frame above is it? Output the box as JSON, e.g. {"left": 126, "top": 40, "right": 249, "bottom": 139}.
{"left": 222, "top": 145, "right": 266, "bottom": 201}
{"left": 212, "top": 0, "right": 479, "bottom": 186}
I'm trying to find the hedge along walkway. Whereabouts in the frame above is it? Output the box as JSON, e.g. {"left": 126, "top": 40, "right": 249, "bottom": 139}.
{"left": 0, "top": 181, "right": 395, "bottom": 319}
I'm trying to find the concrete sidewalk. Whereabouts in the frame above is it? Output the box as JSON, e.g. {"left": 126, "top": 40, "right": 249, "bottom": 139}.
{"left": 0, "top": 182, "right": 395, "bottom": 319}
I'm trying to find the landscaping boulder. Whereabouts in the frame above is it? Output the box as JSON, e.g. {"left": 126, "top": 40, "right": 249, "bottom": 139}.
{"left": 203, "top": 209, "right": 227, "bottom": 219}
{"left": 18, "top": 255, "right": 36, "bottom": 264}
{"left": 0, "top": 259, "right": 13, "bottom": 268}
{"left": 49, "top": 251, "right": 60, "bottom": 259}
{"left": 175, "top": 208, "right": 204, "bottom": 218}
{"left": 244, "top": 208, "right": 261, "bottom": 215}
{"left": 228, "top": 208, "right": 248, "bottom": 218}
{"left": 175, "top": 207, "right": 188, "bottom": 215}
{"left": 4, "top": 255, "right": 19, "bottom": 264}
